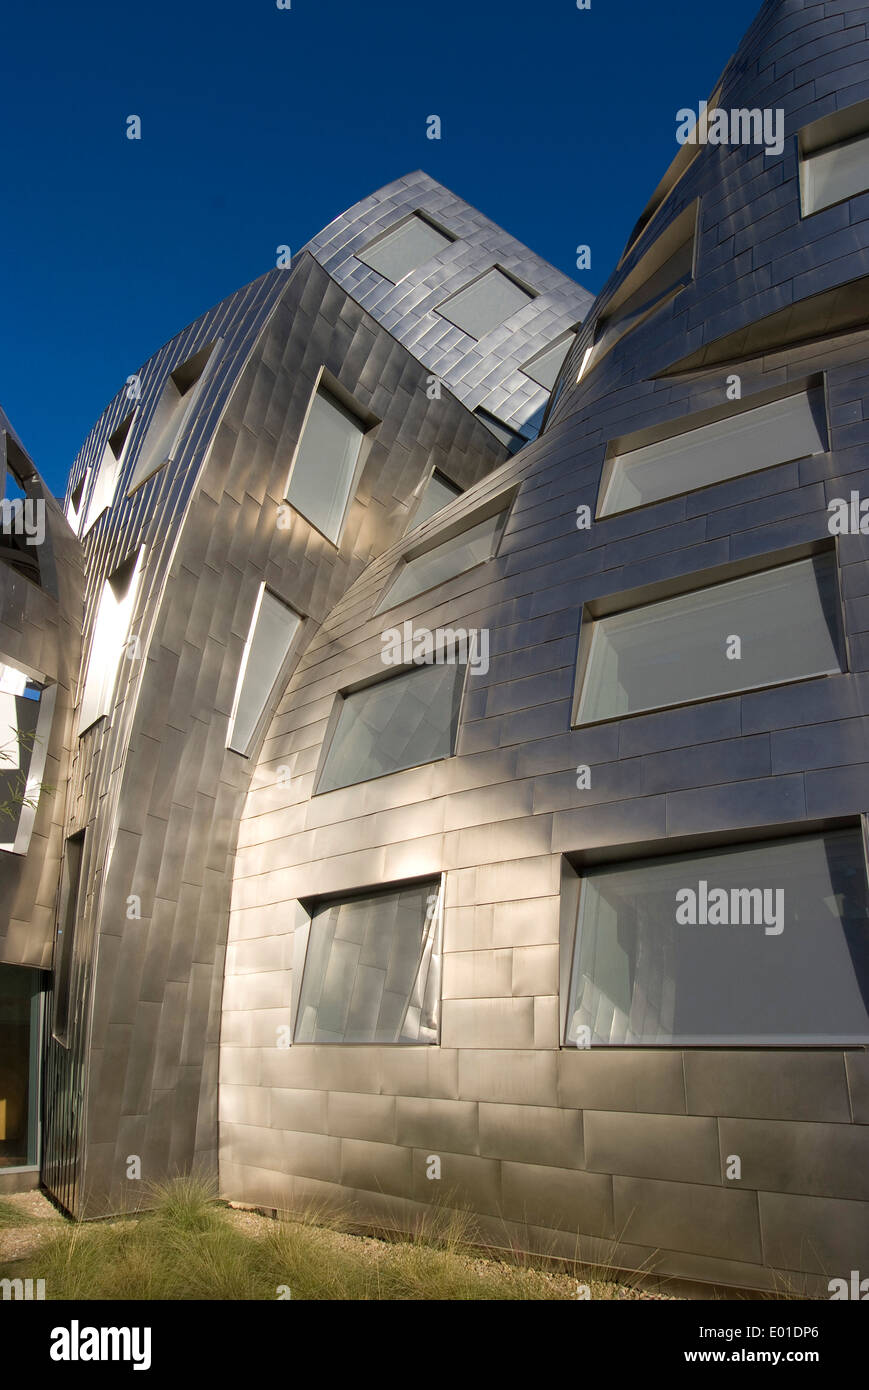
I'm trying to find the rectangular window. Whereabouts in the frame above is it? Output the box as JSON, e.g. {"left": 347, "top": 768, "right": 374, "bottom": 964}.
{"left": 285, "top": 383, "right": 373, "bottom": 545}
{"left": 565, "top": 829, "right": 869, "bottom": 1045}
{"left": 77, "top": 549, "right": 144, "bottom": 735}
{"left": 357, "top": 213, "right": 453, "bottom": 283}
{"left": 52, "top": 830, "right": 85, "bottom": 1046}
{"left": 800, "top": 99, "right": 869, "bottom": 216}
{"left": 599, "top": 387, "right": 826, "bottom": 517}
{"left": 522, "top": 333, "right": 576, "bottom": 391}
{"left": 377, "top": 508, "right": 505, "bottom": 614}
{"left": 578, "top": 203, "right": 697, "bottom": 383}
{"left": 227, "top": 585, "right": 302, "bottom": 754}
{"left": 437, "top": 267, "right": 535, "bottom": 339}
{"left": 316, "top": 661, "right": 466, "bottom": 794}
{"left": 0, "top": 663, "right": 51, "bottom": 854}
{"left": 0, "top": 964, "right": 44, "bottom": 1167}
{"left": 575, "top": 553, "right": 842, "bottom": 726}
{"left": 294, "top": 879, "right": 443, "bottom": 1043}
{"left": 127, "top": 342, "right": 216, "bottom": 495}
{"left": 83, "top": 412, "right": 135, "bottom": 533}
{"left": 405, "top": 469, "right": 462, "bottom": 533}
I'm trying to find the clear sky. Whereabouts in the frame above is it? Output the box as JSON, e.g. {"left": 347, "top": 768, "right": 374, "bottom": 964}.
{"left": 2, "top": 0, "right": 762, "bottom": 497}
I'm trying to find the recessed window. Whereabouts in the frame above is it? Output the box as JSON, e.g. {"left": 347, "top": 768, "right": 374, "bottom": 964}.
{"left": 285, "top": 382, "right": 374, "bottom": 545}
{"left": 294, "top": 879, "right": 443, "bottom": 1044}
{"left": 437, "top": 267, "right": 535, "bottom": 339}
{"left": 522, "top": 334, "right": 577, "bottom": 391}
{"left": 377, "top": 508, "right": 506, "bottom": 614}
{"left": 127, "top": 343, "right": 216, "bottom": 495}
{"left": 0, "top": 663, "right": 49, "bottom": 854}
{"left": 357, "top": 213, "right": 454, "bottom": 283}
{"left": 83, "top": 412, "right": 135, "bottom": 533}
{"left": 227, "top": 585, "right": 303, "bottom": 755}
{"left": 0, "top": 963, "right": 45, "bottom": 1165}
{"left": 1, "top": 436, "right": 41, "bottom": 585}
{"left": 405, "top": 470, "right": 462, "bottom": 533}
{"left": 52, "top": 830, "right": 85, "bottom": 1046}
{"left": 800, "top": 98, "right": 869, "bottom": 216}
{"left": 77, "top": 549, "right": 144, "bottom": 735}
{"left": 473, "top": 408, "right": 526, "bottom": 453}
{"left": 574, "top": 553, "right": 842, "bottom": 726}
{"left": 599, "top": 387, "right": 826, "bottom": 517}
{"left": 316, "top": 661, "right": 466, "bottom": 794}
{"left": 565, "top": 828, "right": 869, "bottom": 1045}
{"left": 67, "top": 473, "right": 88, "bottom": 535}
{"left": 578, "top": 203, "right": 697, "bottom": 383}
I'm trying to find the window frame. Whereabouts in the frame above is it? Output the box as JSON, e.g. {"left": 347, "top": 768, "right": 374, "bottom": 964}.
{"left": 571, "top": 542, "right": 847, "bottom": 729}
{"left": 283, "top": 368, "right": 379, "bottom": 548}
{"left": 313, "top": 655, "right": 471, "bottom": 797}
{"left": 596, "top": 378, "right": 828, "bottom": 520}
{"left": 290, "top": 873, "right": 445, "bottom": 1046}
{"left": 375, "top": 489, "right": 515, "bottom": 617}
{"left": 435, "top": 265, "right": 537, "bottom": 340}
{"left": 356, "top": 210, "right": 455, "bottom": 285}
{"left": 226, "top": 583, "right": 304, "bottom": 756}
{"left": 560, "top": 817, "right": 869, "bottom": 1049}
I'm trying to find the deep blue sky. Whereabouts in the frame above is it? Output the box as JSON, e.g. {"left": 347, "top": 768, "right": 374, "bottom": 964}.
{"left": 3, "top": 0, "right": 761, "bottom": 497}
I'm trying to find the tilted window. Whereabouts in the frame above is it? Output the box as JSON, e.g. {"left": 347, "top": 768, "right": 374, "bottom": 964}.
{"left": 227, "top": 585, "right": 302, "bottom": 755}
{"left": 564, "top": 829, "right": 869, "bottom": 1046}
{"left": 599, "top": 387, "right": 826, "bottom": 517}
{"left": 52, "top": 830, "right": 85, "bottom": 1046}
{"left": 0, "top": 663, "right": 51, "bottom": 854}
{"left": 574, "top": 553, "right": 843, "bottom": 726}
{"left": 522, "top": 333, "right": 577, "bottom": 391}
{"left": 285, "top": 384, "right": 374, "bottom": 545}
{"left": 405, "top": 469, "right": 462, "bottom": 533}
{"left": 436, "top": 267, "right": 534, "bottom": 339}
{"left": 377, "top": 509, "right": 505, "bottom": 614}
{"left": 77, "top": 549, "right": 144, "bottom": 734}
{"left": 357, "top": 213, "right": 454, "bottom": 283}
{"left": 578, "top": 203, "right": 697, "bottom": 383}
{"left": 294, "top": 879, "right": 443, "bottom": 1044}
{"left": 316, "top": 661, "right": 466, "bottom": 794}
{"left": 127, "top": 343, "right": 216, "bottom": 495}
{"left": 82, "top": 412, "right": 135, "bottom": 533}
{"left": 800, "top": 98, "right": 869, "bottom": 216}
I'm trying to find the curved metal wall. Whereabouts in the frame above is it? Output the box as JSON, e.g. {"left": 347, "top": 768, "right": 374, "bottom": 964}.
{"left": 222, "top": 0, "right": 869, "bottom": 1293}
{"left": 43, "top": 179, "right": 586, "bottom": 1216}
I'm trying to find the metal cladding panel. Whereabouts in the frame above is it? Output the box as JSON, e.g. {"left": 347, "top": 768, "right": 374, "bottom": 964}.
{"left": 305, "top": 172, "right": 592, "bottom": 439}
{"left": 221, "top": 1, "right": 869, "bottom": 1293}
{"left": 42, "top": 221, "right": 522, "bottom": 1214}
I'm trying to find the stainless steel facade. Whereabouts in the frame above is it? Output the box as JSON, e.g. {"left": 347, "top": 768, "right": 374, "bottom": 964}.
{"left": 2, "top": 0, "right": 868, "bottom": 1296}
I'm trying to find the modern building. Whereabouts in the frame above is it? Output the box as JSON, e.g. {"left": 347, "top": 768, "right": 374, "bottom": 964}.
{"left": 2, "top": 0, "right": 869, "bottom": 1296}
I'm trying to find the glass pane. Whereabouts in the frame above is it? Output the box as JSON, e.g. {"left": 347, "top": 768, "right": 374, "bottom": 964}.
{"left": 378, "top": 512, "right": 502, "bottom": 613}
{"left": 522, "top": 335, "right": 575, "bottom": 390}
{"left": 127, "top": 384, "right": 187, "bottom": 493}
{"left": 0, "top": 668, "right": 41, "bottom": 845}
{"left": 406, "top": 472, "right": 462, "bottom": 532}
{"left": 287, "top": 389, "right": 364, "bottom": 543}
{"left": 317, "top": 661, "right": 465, "bottom": 794}
{"left": 805, "top": 131, "right": 869, "bottom": 213}
{"left": 601, "top": 390, "right": 826, "bottom": 516}
{"left": 566, "top": 829, "right": 869, "bottom": 1044}
{"left": 358, "top": 215, "right": 452, "bottom": 282}
{"left": 0, "top": 964, "right": 41, "bottom": 1166}
{"left": 295, "top": 880, "right": 442, "bottom": 1044}
{"left": 437, "top": 268, "right": 534, "bottom": 339}
{"left": 577, "top": 554, "right": 842, "bottom": 725}
{"left": 229, "top": 589, "right": 302, "bottom": 753}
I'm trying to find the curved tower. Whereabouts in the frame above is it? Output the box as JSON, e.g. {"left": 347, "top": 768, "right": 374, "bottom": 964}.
{"left": 221, "top": 2, "right": 869, "bottom": 1294}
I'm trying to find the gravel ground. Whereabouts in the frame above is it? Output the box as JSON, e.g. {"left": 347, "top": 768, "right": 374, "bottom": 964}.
{"left": 0, "top": 1192, "right": 677, "bottom": 1299}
